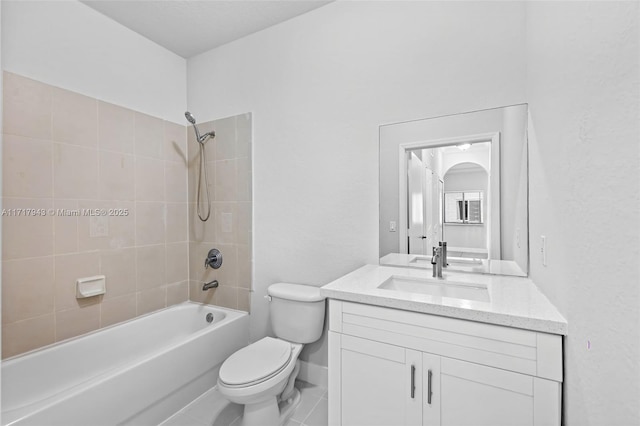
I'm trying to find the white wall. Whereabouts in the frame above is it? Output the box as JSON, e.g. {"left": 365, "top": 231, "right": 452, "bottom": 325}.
{"left": 187, "top": 1, "right": 527, "bottom": 366}
{"left": 526, "top": 2, "right": 639, "bottom": 424}
{"left": 1, "top": 1, "right": 187, "bottom": 123}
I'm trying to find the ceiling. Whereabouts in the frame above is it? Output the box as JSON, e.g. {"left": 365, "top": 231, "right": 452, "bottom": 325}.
{"left": 81, "top": 0, "right": 332, "bottom": 58}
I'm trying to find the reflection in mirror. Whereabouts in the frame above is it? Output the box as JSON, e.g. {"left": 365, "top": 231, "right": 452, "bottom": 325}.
{"left": 379, "top": 104, "right": 528, "bottom": 277}
{"left": 444, "top": 166, "right": 486, "bottom": 225}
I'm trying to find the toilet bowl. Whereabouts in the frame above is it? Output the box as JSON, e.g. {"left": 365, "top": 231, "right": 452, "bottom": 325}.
{"left": 218, "top": 337, "right": 303, "bottom": 404}
{"left": 218, "top": 337, "right": 303, "bottom": 425}
{"left": 217, "top": 283, "right": 325, "bottom": 426}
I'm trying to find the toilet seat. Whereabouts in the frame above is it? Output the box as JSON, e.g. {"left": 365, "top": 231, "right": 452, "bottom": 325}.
{"left": 219, "top": 337, "right": 293, "bottom": 387}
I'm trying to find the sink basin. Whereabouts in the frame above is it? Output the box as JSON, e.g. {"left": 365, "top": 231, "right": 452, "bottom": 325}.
{"left": 378, "top": 275, "right": 490, "bottom": 303}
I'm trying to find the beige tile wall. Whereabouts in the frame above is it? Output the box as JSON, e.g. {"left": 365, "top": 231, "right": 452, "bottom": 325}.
{"left": 187, "top": 114, "right": 252, "bottom": 312}
{"left": 1, "top": 72, "right": 190, "bottom": 358}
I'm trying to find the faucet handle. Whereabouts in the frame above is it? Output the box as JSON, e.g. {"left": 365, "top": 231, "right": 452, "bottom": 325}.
{"left": 431, "top": 246, "right": 441, "bottom": 265}
{"left": 205, "top": 248, "right": 223, "bottom": 269}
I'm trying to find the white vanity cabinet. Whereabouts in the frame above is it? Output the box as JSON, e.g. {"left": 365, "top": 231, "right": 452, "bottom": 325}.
{"left": 328, "top": 300, "right": 563, "bottom": 426}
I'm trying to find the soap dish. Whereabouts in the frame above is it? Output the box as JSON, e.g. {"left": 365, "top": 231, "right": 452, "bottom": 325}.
{"left": 76, "top": 275, "right": 106, "bottom": 298}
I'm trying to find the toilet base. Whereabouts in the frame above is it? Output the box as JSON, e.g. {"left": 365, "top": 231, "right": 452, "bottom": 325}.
{"left": 278, "top": 388, "right": 301, "bottom": 425}
{"left": 240, "top": 397, "right": 279, "bottom": 426}
{"left": 238, "top": 388, "right": 301, "bottom": 426}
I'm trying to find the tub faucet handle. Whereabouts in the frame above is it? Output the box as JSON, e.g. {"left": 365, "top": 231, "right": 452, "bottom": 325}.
{"left": 205, "top": 248, "right": 223, "bottom": 269}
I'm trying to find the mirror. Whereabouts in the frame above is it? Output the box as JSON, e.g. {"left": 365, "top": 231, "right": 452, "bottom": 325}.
{"left": 379, "top": 104, "right": 528, "bottom": 276}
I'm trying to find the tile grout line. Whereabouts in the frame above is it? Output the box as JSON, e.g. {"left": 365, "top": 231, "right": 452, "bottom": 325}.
{"left": 50, "top": 84, "right": 58, "bottom": 344}
{"left": 95, "top": 99, "right": 103, "bottom": 329}
{"left": 133, "top": 112, "right": 140, "bottom": 316}
{"left": 162, "top": 120, "right": 168, "bottom": 310}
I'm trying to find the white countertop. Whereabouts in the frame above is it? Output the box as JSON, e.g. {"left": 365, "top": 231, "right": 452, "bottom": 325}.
{"left": 320, "top": 264, "right": 567, "bottom": 335}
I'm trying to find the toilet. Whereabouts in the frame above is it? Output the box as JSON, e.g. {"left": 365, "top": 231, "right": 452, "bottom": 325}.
{"left": 217, "top": 283, "right": 326, "bottom": 426}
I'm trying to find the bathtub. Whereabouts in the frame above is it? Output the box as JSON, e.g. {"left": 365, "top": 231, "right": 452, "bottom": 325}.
{"left": 1, "top": 302, "right": 249, "bottom": 426}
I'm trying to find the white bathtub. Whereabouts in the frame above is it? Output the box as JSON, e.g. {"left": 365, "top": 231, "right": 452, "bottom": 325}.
{"left": 1, "top": 302, "right": 249, "bottom": 426}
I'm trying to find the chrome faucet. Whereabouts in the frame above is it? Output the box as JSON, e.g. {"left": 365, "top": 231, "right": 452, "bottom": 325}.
{"left": 431, "top": 246, "right": 443, "bottom": 278}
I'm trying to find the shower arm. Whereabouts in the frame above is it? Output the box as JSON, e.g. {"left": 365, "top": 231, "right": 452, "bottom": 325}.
{"left": 194, "top": 125, "right": 215, "bottom": 144}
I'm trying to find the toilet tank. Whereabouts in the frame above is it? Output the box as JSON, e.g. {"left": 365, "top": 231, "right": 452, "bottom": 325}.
{"left": 268, "top": 283, "right": 326, "bottom": 344}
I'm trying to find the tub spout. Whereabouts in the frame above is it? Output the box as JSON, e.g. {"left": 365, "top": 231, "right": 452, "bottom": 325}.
{"left": 203, "top": 280, "right": 219, "bottom": 290}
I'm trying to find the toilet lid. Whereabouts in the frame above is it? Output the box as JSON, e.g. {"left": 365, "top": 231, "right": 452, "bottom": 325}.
{"left": 219, "top": 337, "right": 293, "bottom": 386}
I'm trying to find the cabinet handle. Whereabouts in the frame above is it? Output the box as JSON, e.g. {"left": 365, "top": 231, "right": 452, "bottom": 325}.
{"left": 427, "top": 369, "right": 433, "bottom": 405}
{"left": 410, "top": 365, "right": 416, "bottom": 399}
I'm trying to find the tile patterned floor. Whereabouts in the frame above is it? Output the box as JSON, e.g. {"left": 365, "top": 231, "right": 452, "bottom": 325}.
{"left": 160, "top": 380, "right": 327, "bottom": 426}
{"left": 284, "top": 380, "right": 328, "bottom": 426}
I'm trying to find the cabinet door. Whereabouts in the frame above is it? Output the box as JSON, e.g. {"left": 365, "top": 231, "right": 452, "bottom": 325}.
{"left": 439, "top": 357, "right": 534, "bottom": 426}
{"left": 336, "top": 334, "right": 422, "bottom": 426}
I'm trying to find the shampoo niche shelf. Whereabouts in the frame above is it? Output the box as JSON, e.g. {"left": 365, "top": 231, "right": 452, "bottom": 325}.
{"left": 76, "top": 275, "right": 106, "bottom": 298}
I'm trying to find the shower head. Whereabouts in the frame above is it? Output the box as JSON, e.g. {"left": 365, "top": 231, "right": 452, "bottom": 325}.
{"left": 185, "top": 111, "right": 215, "bottom": 144}
{"left": 185, "top": 111, "right": 196, "bottom": 125}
